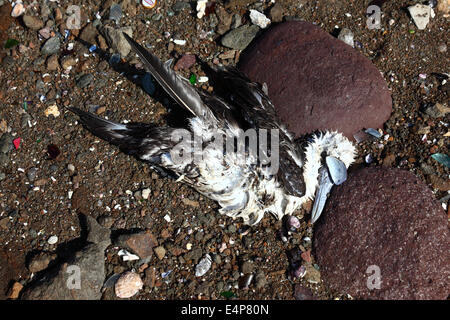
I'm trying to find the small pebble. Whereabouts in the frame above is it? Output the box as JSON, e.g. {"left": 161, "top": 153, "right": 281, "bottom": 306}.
{"left": 47, "top": 235, "right": 58, "bottom": 245}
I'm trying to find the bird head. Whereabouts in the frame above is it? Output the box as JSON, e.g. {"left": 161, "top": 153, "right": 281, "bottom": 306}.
{"left": 301, "top": 131, "right": 356, "bottom": 223}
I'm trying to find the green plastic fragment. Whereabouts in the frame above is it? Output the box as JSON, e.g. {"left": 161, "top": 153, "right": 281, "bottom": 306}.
{"left": 408, "top": 30, "right": 415, "bottom": 34}
{"left": 4, "top": 38, "right": 19, "bottom": 49}
{"left": 189, "top": 73, "right": 196, "bottom": 85}
{"left": 23, "top": 101, "right": 28, "bottom": 111}
{"left": 220, "top": 291, "right": 236, "bottom": 299}
{"left": 431, "top": 153, "right": 450, "bottom": 168}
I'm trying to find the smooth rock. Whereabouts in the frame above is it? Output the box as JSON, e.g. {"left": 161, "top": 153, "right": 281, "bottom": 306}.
{"left": 313, "top": 167, "right": 450, "bottom": 299}
{"left": 41, "top": 37, "right": 60, "bottom": 55}
{"left": 239, "top": 22, "right": 392, "bottom": 139}
{"left": 221, "top": 25, "right": 260, "bottom": 50}
{"left": 115, "top": 230, "right": 158, "bottom": 260}
{"left": 23, "top": 15, "right": 44, "bottom": 30}
{"left": 269, "top": 3, "right": 284, "bottom": 23}
{"left": 174, "top": 54, "right": 196, "bottom": 71}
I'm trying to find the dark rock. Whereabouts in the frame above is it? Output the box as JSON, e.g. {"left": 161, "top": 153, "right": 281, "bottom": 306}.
{"left": 313, "top": 167, "right": 450, "bottom": 299}
{"left": 239, "top": 22, "right": 392, "bottom": 139}
{"left": 241, "top": 261, "right": 254, "bottom": 274}
{"left": 79, "top": 24, "right": 98, "bottom": 44}
{"left": 215, "top": 6, "right": 232, "bottom": 35}
{"left": 172, "top": 2, "right": 190, "bottom": 13}
{"left": 76, "top": 74, "right": 94, "bottom": 88}
{"left": 0, "top": 133, "right": 14, "bottom": 153}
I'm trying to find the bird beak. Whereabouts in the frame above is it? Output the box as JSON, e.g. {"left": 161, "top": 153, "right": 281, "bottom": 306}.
{"left": 310, "top": 156, "right": 347, "bottom": 223}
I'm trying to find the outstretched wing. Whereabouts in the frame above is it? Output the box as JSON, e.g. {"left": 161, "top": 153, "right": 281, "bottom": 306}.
{"left": 123, "top": 33, "right": 216, "bottom": 124}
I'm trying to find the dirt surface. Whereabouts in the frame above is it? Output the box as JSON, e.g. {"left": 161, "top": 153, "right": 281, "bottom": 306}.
{"left": 0, "top": 0, "right": 448, "bottom": 300}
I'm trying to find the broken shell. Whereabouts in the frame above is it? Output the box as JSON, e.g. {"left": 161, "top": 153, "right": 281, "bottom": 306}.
{"left": 290, "top": 264, "right": 306, "bottom": 279}
{"left": 115, "top": 271, "right": 143, "bottom": 299}
{"left": 195, "top": 254, "right": 212, "bottom": 277}
{"left": 285, "top": 215, "right": 300, "bottom": 231}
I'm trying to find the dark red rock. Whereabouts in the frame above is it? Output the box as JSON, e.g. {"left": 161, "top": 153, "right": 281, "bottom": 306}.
{"left": 174, "top": 54, "right": 196, "bottom": 71}
{"left": 294, "top": 283, "right": 316, "bottom": 300}
{"left": 238, "top": 22, "right": 392, "bottom": 139}
{"left": 313, "top": 167, "right": 450, "bottom": 300}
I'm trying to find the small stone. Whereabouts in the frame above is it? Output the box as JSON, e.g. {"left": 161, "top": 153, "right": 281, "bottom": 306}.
{"left": 269, "top": 3, "right": 284, "bottom": 22}
{"left": 425, "top": 103, "right": 450, "bottom": 118}
{"left": 241, "top": 261, "right": 254, "bottom": 274}
{"left": 304, "top": 263, "right": 320, "bottom": 284}
{"left": 46, "top": 54, "right": 59, "bottom": 71}
{"left": 47, "top": 235, "right": 58, "bottom": 245}
{"left": 172, "top": 2, "right": 191, "bottom": 14}
{"left": 255, "top": 271, "right": 267, "bottom": 289}
{"left": 115, "top": 271, "right": 143, "bottom": 299}
{"left": 174, "top": 54, "right": 196, "bottom": 71}
{"left": 337, "top": 28, "right": 354, "bottom": 47}
{"left": 154, "top": 246, "right": 166, "bottom": 260}
{"left": 144, "top": 266, "right": 156, "bottom": 288}
{"left": 79, "top": 24, "right": 98, "bottom": 44}
{"left": 408, "top": 4, "right": 433, "bottom": 30}
{"left": 438, "top": 42, "right": 447, "bottom": 53}
{"left": 27, "top": 167, "right": 38, "bottom": 181}
{"left": 101, "top": 26, "right": 133, "bottom": 57}
{"left": 221, "top": 25, "right": 260, "bottom": 50}
{"left": 216, "top": 6, "right": 232, "bottom": 35}
{"left": 195, "top": 254, "right": 212, "bottom": 277}
{"left": 41, "top": 37, "right": 60, "bottom": 55}
{"left": 0, "top": 133, "right": 14, "bottom": 153}
{"left": 294, "top": 284, "right": 315, "bottom": 300}
{"left": 11, "top": 2, "right": 25, "bottom": 17}
{"left": 28, "top": 252, "right": 56, "bottom": 273}
{"left": 437, "top": 0, "right": 450, "bottom": 14}
{"left": 181, "top": 198, "right": 200, "bottom": 207}
{"left": 141, "top": 188, "right": 151, "bottom": 200}
{"left": 7, "top": 282, "right": 23, "bottom": 299}
{"left": 23, "top": 15, "right": 44, "bottom": 30}
{"left": 97, "top": 215, "right": 114, "bottom": 228}
{"left": 231, "top": 14, "right": 242, "bottom": 29}
{"left": 76, "top": 74, "right": 94, "bottom": 88}
{"left": 249, "top": 9, "right": 271, "bottom": 29}
{"left": 44, "top": 104, "right": 60, "bottom": 118}
{"left": 116, "top": 230, "right": 158, "bottom": 260}
{"left": 61, "top": 56, "right": 76, "bottom": 70}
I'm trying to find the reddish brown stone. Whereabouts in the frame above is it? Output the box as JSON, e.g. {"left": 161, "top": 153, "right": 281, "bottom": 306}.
{"left": 313, "top": 167, "right": 450, "bottom": 299}
{"left": 238, "top": 22, "right": 392, "bottom": 140}
{"left": 174, "top": 54, "right": 196, "bottom": 71}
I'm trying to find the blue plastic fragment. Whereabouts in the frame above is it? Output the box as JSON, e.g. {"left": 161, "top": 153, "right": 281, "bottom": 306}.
{"left": 89, "top": 45, "right": 97, "bottom": 53}
{"left": 364, "top": 128, "right": 382, "bottom": 138}
{"left": 431, "top": 153, "right": 450, "bottom": 168}
{"left": 64, "top": 30, "right": 70, "bottom": 40}
{"left": 142, "top": 73, "right": 156, "bottom": 96}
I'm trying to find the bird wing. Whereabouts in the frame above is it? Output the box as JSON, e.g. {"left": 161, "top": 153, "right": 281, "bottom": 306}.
{"left": 123, "top": 33, "right": 216, "bottom": 123}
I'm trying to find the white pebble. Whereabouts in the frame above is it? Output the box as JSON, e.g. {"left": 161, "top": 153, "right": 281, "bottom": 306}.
{"left": 141, "top": 188, "right": 151, "bottom": 200}
{"left": 196, "top": 0, "right": 208, "bottom": 19}
{"left": 173, "top": 39, "right": 186, "bottom": 46}
{"left": 164, "top": 214, "right": 171, "bottom": 222}
{"left": 47, "top": 235, "right": 58, "bottom": 245}
{"left": 249, "top": 9, "right": 271, "bottom": 29}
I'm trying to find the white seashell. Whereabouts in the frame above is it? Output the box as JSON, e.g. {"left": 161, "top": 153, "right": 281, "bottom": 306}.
{"left": 195, "top": 254, "right": 212, "bottom": 277}
{"left": 115, "top": 272, "right": 143, "bottom": 299}
{"left": 249, "top": 9, "right": 271, "bottom": 29}
{"left": 11, "top": 2, "right": 25, "bottom": 18}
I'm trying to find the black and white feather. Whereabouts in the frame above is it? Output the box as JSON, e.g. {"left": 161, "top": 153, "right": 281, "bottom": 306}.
{"left": 69, "top": 34, "right": 356, "bottom": 225}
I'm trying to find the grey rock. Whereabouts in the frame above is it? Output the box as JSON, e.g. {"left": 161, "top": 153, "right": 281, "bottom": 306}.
{"left": 27, "top": 167, "right": 38, "bottom": 182}
{"left": 0, "top": 172, "right": 5, "bottom": 181}
{"left": 0, "top": 153, "right": 9, "bottom": 167}
{"left": 255, "top": 271, "right": 267, "bottom": 289}
{"left": 101, "top": 26, "right": 133, "bottom": 57}
{"left": 172, "top": 2, "right": 191, "bottom": 13}
{"left": 241, "top": 261, "right": 254, "bottom": 274}
{"left": 0, "top": 133, "right": 14, "bottom": 153}
{"left": 231, "top": 14, "right": 242, "bottom": 29}
{"left": 269, "top": 3, "right": 284, "bottom": 22}
{"left": 28, "top": 252, "right": 56, "bottom": 273}
{"left": 221, "top": 25, "right": 260, "bottom": 50}
{"left": 21, "top": 216, "right": 110, "bottom": 300}
{"left": 76, "top": 74, "right": 94, "bottom": 88}
{"left": 41, "top": 37, "right": 60, "bottom": 55}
